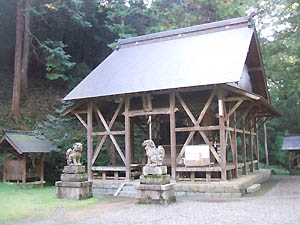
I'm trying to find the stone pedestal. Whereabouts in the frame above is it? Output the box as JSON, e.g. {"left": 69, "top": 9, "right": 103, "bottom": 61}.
{"left": 136, "top": 165, "right": 176, "bottom": 204}
{"left": 55, "top": 165, "right": 92, "bottom": 200}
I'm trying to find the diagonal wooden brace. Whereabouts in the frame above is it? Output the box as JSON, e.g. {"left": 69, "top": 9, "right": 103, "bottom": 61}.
{"left": 92, "top": 100, "right": 125, "bottom": 165}
{"left": 176, "top": 88, "right": 217, "bottom": 163}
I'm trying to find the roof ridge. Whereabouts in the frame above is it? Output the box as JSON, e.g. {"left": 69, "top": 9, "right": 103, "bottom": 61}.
{"left": 4, "top": 130, "right": 32, "bottom": 135}
{"left": 117, "top": 16, "right": 252, "bottom": 48}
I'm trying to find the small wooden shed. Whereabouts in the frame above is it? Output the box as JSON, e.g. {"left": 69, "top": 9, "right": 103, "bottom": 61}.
{"left": 282, "top": 135, "right": 300, "bottom": 174}
{"left": 0, "top": 130, "right": 51, "bottom": 186}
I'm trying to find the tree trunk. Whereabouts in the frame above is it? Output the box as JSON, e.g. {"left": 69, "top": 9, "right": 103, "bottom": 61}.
{"left": 11, "top": 0, "right": 24, "bottom": 120}
{"left": 21, "top": 0, "right": 31, "bottom": 97}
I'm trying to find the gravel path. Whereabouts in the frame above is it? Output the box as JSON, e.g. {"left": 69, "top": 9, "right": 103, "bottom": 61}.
{"left": 6, "top": 175, "right": 300, "bottom": 225}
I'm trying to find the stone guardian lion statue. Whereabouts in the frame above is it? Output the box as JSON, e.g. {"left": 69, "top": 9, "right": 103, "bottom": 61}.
{"left": 66, "top": 143, "right": 83, "bottom": 166}
{"left": 142, "top": 140, "right": 165, "bottom": 166}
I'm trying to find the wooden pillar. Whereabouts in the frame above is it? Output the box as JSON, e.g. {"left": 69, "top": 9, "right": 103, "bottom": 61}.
{"left": 232, "top": 111, "right": 238, "bottom": 177}
{"left": 249, "top": 119, "right": 254, "bottom": 172}
{"left": 87, "top": 101, "right": 93, "bottom": 181}
{"left": 125, "top": 97, "right": 131, "bottom": 180}
{"left": 288, "top": 151, "right": 292, "bottom": 170}
{"left": 170, "top": 92, "right": 177, "bottom": 180}
{"left": 218, "top": 89, "right": 226, "bottom": 181}
{"left": 110, "top": 144, "right": 116, "bottom": 166}
{"left": 190, "top": 172, "right": 195, "bottom": 182}
{"left": 206, "top": 172, "right": 211, "bottom": 182}
{"left": 254, "top": 118, "right": 259, "bottom": 170}
{"left": 40, "top": 153, "right": 44, "bottom": 182}
{"left": 130, "top": 119, "right": 134, "bottom": 163}
{"left": 22, "top": 153, "right": 26, "bottom": 184}
{"left": 242, "top": 118, "right": 247, "bottom": 175}
{"left": 264, "top": 119, "right": 269, "bottom": 168}
{"left": 3, "top": 150, "right": 7, "bottom": 182}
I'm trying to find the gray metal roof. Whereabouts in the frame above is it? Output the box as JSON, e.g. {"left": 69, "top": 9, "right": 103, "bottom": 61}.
{"left": 0, "top": 130, "right": 52, "bottom": 154}
{"left": 64, "top": 17, "right": 254, "bottom": 100}
{"left": 282, "top": 135, "right": 300, "bottom": 151}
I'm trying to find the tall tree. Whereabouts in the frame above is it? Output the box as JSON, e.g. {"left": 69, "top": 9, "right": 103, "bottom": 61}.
{"left": 21, "top": 0, "right": 31, "bottom": 97}
{"left": 11, "top": 0, "right": 24, "bottom": 120}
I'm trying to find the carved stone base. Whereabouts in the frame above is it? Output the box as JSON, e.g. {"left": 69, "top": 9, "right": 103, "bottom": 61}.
{"left": 140, "top": 174, "right": 170, "bottom": 185}
{"left": 143, "top": 165, "right": 167, "bottom": 175}
{"left": 63, "top": 165, "right": 85, "bottom": 174}
{"left": 61, "top": 173, "right": 88, "bottom": 182}
{"left": 56, "top": 181, "right": 93, "bottom": 200}
{"left": 136, "top": 184, "right": 176, "bottom": 204}
{"left": 56, "top": 165, "right": 92, "bottom": 200}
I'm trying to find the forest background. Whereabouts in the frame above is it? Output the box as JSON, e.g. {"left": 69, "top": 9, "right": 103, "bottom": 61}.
{"left": 0, "top": 0, "right": 299, "bottom": 183}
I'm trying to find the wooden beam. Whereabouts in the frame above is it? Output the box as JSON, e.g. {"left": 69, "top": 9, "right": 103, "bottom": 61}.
{"left": 288, "top": 151, "right": 292, "bottom": 170}
{"left": 232, "top": 111, "right": 238, "bottom": 177}
{"left": 87, "top": 101, "right": 93, "bottom": 181}
{"left": 61, "top": 100, "right": 87, "bottom": 116}
{"left": 218, "top": 89, "right": 227, "bottom": 180}
{"left": 258, "top": 116, "right": 269, "bottom": 130}
{"left": 224, "top": 97, "right": 248, "bottom": 102}
{"left": 254, "top": 118, "right": 259, "bottom": 170}
{"left": 92, "top": 102, "right": 126, "bottom": 165}
{"left": 220, "top": 84, "right": 260, "bottom": 101}
{"left": 124, "top": 107, "right": 176, "bottom": 117}
{"left": 92, "top": 166, "right": 126, "bottom": 171}
{"left": 72, "top": 110, "right": 87, "bottom": 114}
{"left": 224, "top": 99, "right": 244, "bottom": 122}
{"left": 236, "top": 103, "right": 256, "bottom": 124}
{"left": 22, "top": 153, "right": 26, "bottom": 184}
{"left": 74, "top": 112, "right": 87, "bottom": 129}
{"left": 242, "top": 118, "right": 247, "bottom": 175}
{"left": 176, "top": 93, "right": 197, "bottom": 124}
{"left": 199, "top": 131, "right": 221, "bottom": 164}
{"left": 125, "top": 97, "right": 131, "bottom": 180}
{"left": 130, "top": 119, "right": 134, "bottom": 163}
{"left": 175, "top": 88, "right": 217, "bottom": 163}
{"left": 110, "top": 144, "right": 116, "bottom": 166}
{"left": 91, "top": 131, "right": 125, "bottom": 136}
{"left": 248, "top": 66, "right": 263, "bottom": 72}
{"left": 1, "top": 135, "right": 22, "bottom": 154}
{"left": 92, "top": 100, "right": 124, "bottom": 164}
{"left": 170, "top": 92, "right": 177, "bottom": 180}
{"left": 175, "top": 126, "right": 219, "bottom": 132}
{"left": 264, "top": 118, "right": 269, "bottom": 168}
{"left": 249, "top": 119, "right": 254, "bottom": 172}
{"left": 40, "top": 153, "right": 44, "bottom": 182}
{"left": 3, "top": 150, "right": 7, "bottom": 182}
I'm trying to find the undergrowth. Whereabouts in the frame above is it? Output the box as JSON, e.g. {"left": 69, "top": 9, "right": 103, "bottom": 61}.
{"left": 0, "top": 182, "right": 98, "bottom": 222}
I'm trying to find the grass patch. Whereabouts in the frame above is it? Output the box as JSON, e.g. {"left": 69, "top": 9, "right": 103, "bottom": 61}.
{"left": 0, "top": 182, "right": 98, "bottom": 222}
{"left": 269, "top": 165, "right": 289, "bottom": 175}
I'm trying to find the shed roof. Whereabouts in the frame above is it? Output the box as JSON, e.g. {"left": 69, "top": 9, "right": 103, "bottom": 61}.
{"left": 0, "top": 130, "right": 52, "bottom": 154}
{"left": 64, "top": 17, "right": 266, "bottom": 101}
{"left": 282, "top": 135, "right": 300, "bottom": 151}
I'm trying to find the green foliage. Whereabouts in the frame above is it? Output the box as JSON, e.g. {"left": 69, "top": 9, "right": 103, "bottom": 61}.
{"left": 34, "top": 101, "right": 87, "bottom": 184}
{"left": 67, "top": 62, "right": 92, "bottom": 89}
{"left": 40, "top": 40, "right": 75, "bottom": 81}
{"left": 101, "top": 0, "right": 247, "bottom": 48}
{"left": 0, "top": 182, "right": 97, "bottom": 222}
{"left": 246, "top": 0, "right": 300, "bottom": 166}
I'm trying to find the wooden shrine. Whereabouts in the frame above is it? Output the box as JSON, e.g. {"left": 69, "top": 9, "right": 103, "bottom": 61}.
{"left": 282, "top": 135, "right": 300, "bottom": 175}
{"left": 0, "top": 130, "right": 51, "bottom": 186}
{"left": 62, "top": 17, "right": 280, "bottom": 182}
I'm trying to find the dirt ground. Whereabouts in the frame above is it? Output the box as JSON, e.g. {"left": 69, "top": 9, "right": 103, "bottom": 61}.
{"left": 5, "top": 175, "right": 300, "bottom": 225}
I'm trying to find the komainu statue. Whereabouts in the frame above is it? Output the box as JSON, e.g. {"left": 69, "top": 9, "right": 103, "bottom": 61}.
{"left": 142, "top": 140, "right": 165, "bottom": 166}
{"left": 66, "top": 143, "right": 83, "bottom": 165}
